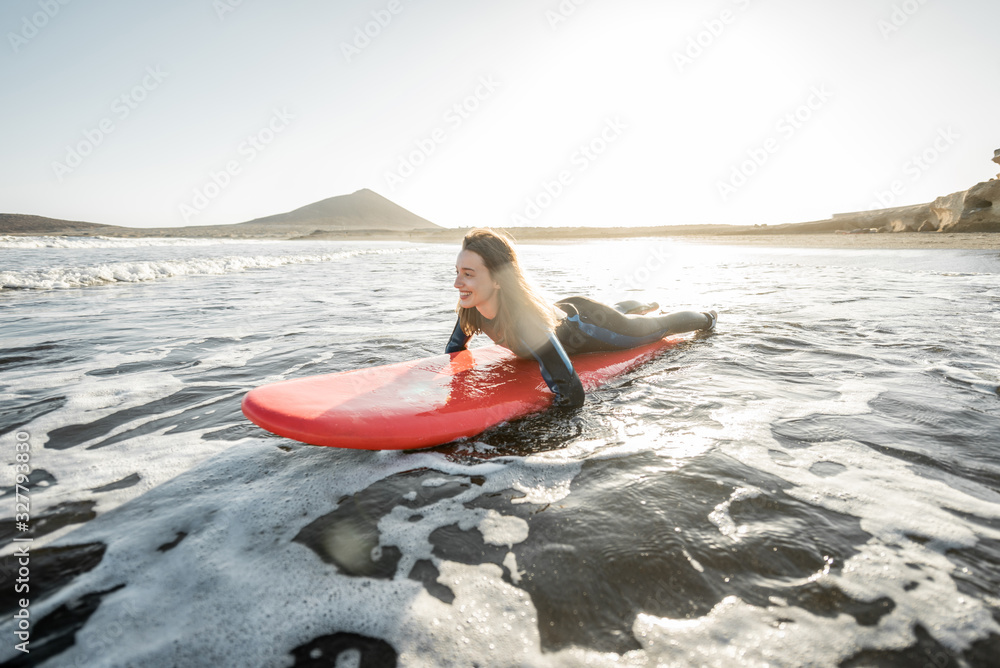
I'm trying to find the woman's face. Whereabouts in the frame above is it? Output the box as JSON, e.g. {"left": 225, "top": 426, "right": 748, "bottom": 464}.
{"left": 455, "top": 249, "right": 500, "bottom": 317}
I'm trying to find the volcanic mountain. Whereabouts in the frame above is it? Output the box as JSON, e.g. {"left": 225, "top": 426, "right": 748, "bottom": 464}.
{"left": 0, "top": 189, "right": 442, "bottom": 238}
{"left": 231, "top": 188, "right": 440, "bottom": 233}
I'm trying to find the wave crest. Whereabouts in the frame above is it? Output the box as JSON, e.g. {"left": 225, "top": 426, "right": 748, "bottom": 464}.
{"left": 0, "top": 235, "right": 278, "bottom": 249}
{"left": 0, "top": 248, "right": 415, "bottom": 290}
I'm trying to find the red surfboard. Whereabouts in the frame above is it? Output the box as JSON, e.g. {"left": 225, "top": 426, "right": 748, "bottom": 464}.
{"left": 241, "top": 338, "right": 681, "bottom": 450}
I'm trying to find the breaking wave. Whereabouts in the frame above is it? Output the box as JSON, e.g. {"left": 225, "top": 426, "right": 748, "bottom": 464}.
{"left": 0, "top": 247, "right": 416, "bottom": 290}
{"left": 0, "top": 235, "right": 275, "bottom": 249}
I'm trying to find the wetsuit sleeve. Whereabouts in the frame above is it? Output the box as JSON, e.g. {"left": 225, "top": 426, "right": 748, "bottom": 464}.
{"left": 527, "top": 333, "right": 585, "bottom": 409}
{"left": 445, "top": 319, "right": 472, "bottom": 353}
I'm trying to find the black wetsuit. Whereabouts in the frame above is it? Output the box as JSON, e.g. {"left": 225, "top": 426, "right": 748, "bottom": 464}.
{"left": 445, "top": 297, "right": 710, "bottom": 409}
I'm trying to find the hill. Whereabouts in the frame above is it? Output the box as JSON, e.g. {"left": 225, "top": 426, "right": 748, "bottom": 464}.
{"left": 234, "top": 189, "right": 438, "bottom": 232}
{"left": 3, "top": 180, "right": 997, "bottom": 240}
{"left": 0, "top": 213, "right": 124, "bottom": 235}
{"left": 0, "top": 189, "right": 441, "bottom": 238}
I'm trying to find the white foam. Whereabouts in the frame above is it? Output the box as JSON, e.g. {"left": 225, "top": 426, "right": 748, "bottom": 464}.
{"left": 0, "top": 235, "right": 276, "bottom": 249}
{"left": 0, "top": 445, "right": 556, "bottom": 666}
{"left": 708, "top": 486, "right": 763, "bottom": 542}
{"left": 5, "top": 374, "right": 999, "bottom": 668}
{"left": 706, "top": 383, "right": 1000, "bottom": 661}
{"left": 633, "top": 526, "right": 1000, "bottom": 666}
{"left": 927, "top": 362, "right": 1000, "bottom": 396}
{"left": 0, "top": 247, "right": 415, "bottom": 290}
{"left": 1, "top": 356, "right": 239, "bottom": 545}
{"left": 503, "top": 551, "right": 524, "bottom": 584}
{"left": 682, "top": 546, "right": 706, "bottom": 573}
{"left": 370, "top": 456, "right": 567, "bottom": 586}
{"left": 478, "top": 510, "right": 529, "bottom": 547}
{"left": 193, "top": 340, "right": 273, "bottom": 372}
{"left": 5, "top": 335, "right": 338, "bottom": 538}
{"left": 634, "top": 595, "right": 868, "bottom": 667}
{"left": 2, "top": 239, "right": 998, "bottom": 666}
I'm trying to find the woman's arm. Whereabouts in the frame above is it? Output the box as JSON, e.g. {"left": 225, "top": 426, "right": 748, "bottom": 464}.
{"left": 445, "top": 319, "right": 472, "bottom": 353}
{"left": 527, "top": 332, "right": 585, "bottom": 409}
{"left": 451, "top": 317, "right": 583, "bottom": 408}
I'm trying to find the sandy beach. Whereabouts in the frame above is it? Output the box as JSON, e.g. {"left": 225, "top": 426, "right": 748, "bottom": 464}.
{"left": 414, "top": 229, "right": 1000, "bottom": 250}
{"left": 676, "top": 232, "right": 1000, "bottom": 251}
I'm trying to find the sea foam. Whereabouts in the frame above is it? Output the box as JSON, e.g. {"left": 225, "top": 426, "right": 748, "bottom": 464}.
{"left": 0, "top": 247, "right": 415, "bottom": 290}
{"left": 0, "top": 235, "right": 272, "bottom": 249}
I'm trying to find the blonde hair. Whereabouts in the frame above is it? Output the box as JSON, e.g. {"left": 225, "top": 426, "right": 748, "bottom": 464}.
{"left": 457, "top": 228, "right": 557, "bottom": 356}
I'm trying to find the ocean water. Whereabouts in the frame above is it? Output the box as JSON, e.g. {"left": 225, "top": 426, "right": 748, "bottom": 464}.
{"left": 1, "top": 235, "right": 999, "bottom": 667}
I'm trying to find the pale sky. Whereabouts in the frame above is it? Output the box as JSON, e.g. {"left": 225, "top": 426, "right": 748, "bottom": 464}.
{"left": 1, "top": 0, "right": 998, "bottom": 229}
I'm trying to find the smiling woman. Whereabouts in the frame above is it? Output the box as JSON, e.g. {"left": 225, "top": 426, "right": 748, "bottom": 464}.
{"left": 446, "top": 228, "right": 718, "bottom": 408}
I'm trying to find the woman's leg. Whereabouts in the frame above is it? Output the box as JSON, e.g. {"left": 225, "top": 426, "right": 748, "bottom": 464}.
{"left": 556, "top": 296, "right": 714, "bottom": 352}
{"left": 612, "top": 300, "right": 659, "bottom": 315}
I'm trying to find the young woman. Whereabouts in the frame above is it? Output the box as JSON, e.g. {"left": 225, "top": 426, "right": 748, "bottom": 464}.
{"left": 446, "top": 229, "right": 717, "bottom": 409}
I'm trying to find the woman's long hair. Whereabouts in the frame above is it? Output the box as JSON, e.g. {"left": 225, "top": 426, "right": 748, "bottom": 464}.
{"left": 457, "top": 228, "right": 556, "bottom": 355}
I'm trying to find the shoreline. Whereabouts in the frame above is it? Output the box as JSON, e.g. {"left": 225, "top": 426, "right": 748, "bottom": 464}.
{"left": 671, "top": 232, "right": 1000, "bottom": 250}
{"left": 5, "top": 229, "right": 1000, "bottom": 250}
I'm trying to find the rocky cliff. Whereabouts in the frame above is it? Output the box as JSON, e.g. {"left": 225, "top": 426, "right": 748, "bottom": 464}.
{"left": 931, "top": 179, "right": 1000, "bottom": 232}
{"left": 831, "top": 179, "right": 1000, "bottom": 234}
